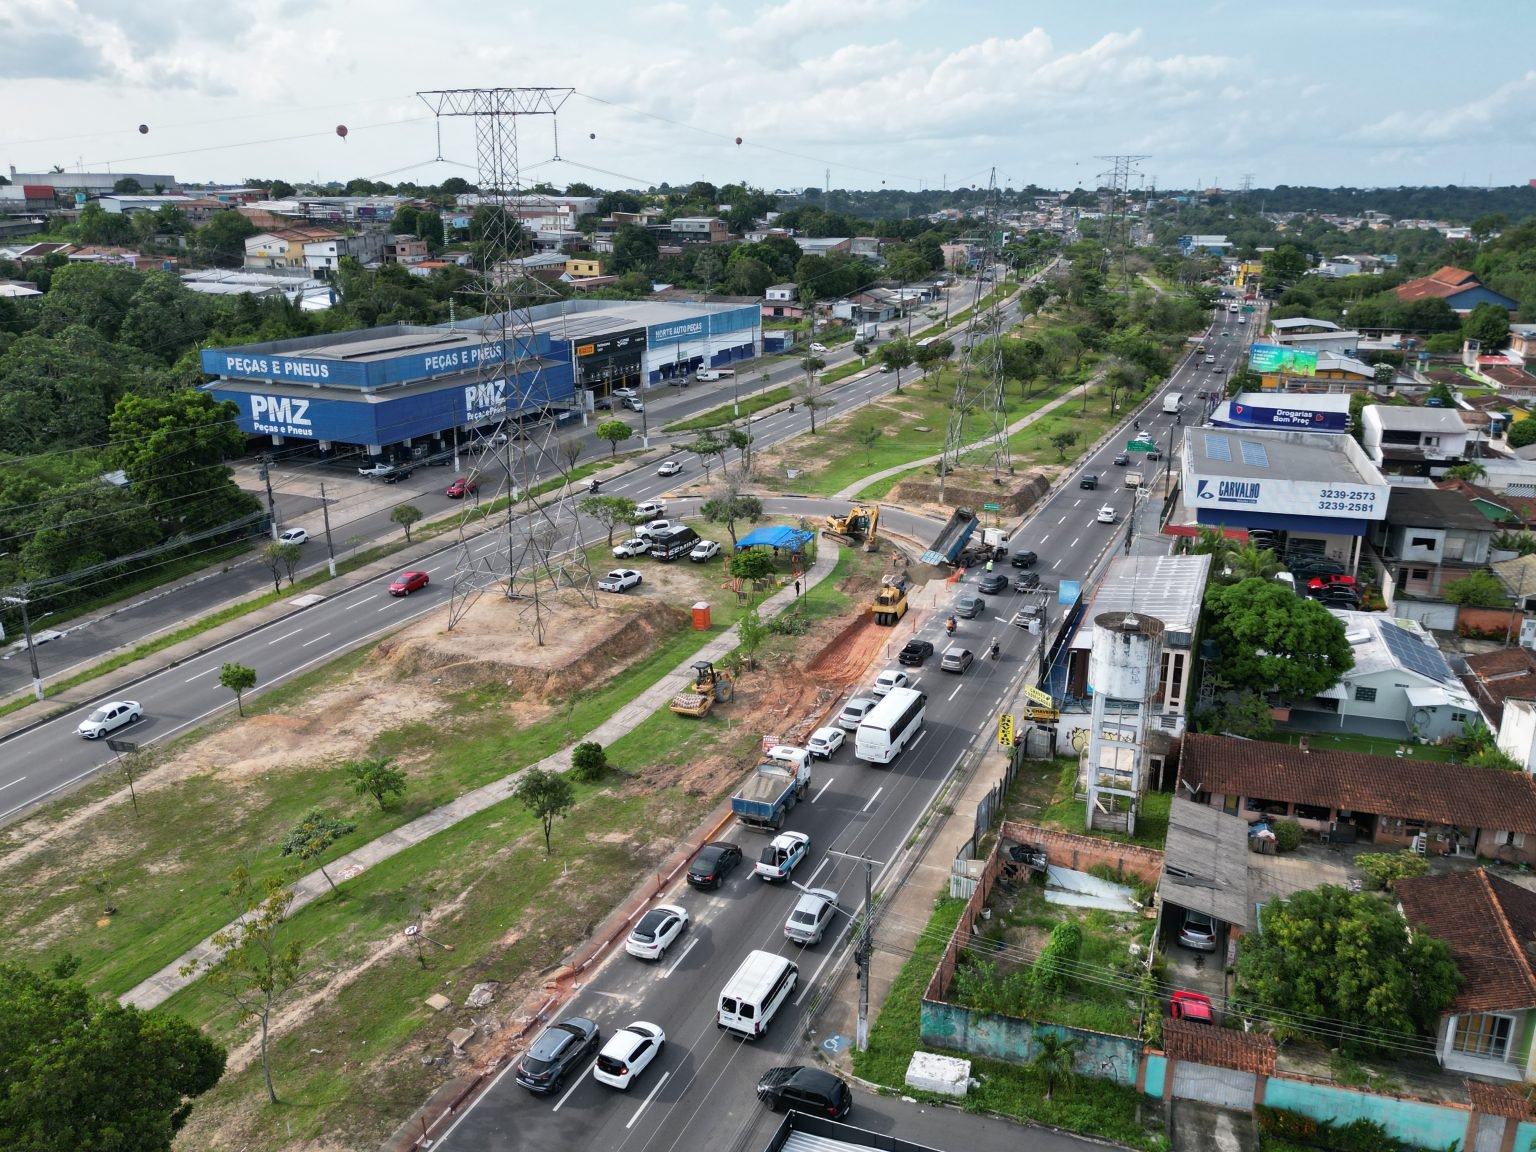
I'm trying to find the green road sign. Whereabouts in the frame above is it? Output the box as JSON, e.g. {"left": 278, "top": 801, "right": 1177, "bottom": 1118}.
{"left": 1127, "top": 437, "right": 1157, "bottom": 453}
{"left": 982, "top": 503, "right": 1001, "bottom": 512}
{"left": 1242, "top": 304, "right": 1255, "bottom": 313}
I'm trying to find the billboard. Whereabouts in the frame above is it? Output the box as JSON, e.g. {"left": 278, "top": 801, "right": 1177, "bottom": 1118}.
{"left": 1228, "top": 401, "right": 1348, "bottom": 431}
{"left": 1249, "top": 344, "right": 1318, "bottom": 376}
{"left": 201, "top": 331, "right": 558, "bottom": 390}
{"left": 1189, "top": 474, "right": 1388, "bottom": 520}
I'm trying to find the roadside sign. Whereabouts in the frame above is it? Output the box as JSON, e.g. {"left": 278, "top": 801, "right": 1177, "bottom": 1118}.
{"left": 761, "top": 735, "right": 779, "bottom": 752}
{"left": 982, "top": 503, "right": 1000, "bottom": 512}
{"left": 1242, "top": 305, "right": 1255, "bottom": 313}
{"left": 1058, "top": 580, "right": 1081, "bottom": 604}
{"left": 1024, "top": 684, "right": 1053, "bottom": 708}
{"left": 106, "top": 739, "right": 138, "bottom": 754}
{"left": 1127, "top": 437, "right": 1157, "bottom": 453}
{"left": 998, "top": 713, "right": 1014, "bottom": 747}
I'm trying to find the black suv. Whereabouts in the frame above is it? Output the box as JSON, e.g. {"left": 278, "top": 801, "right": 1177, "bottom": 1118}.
{"left": 757, "top": 1066, "right": 852, "bottom": 1119}
{"left": 515, "top": 1016, "right": 600, "bottom": 1094}
{"left": 1079, "top": 474, "right": 1098, "bottom": 489}
{"left": 687, "top": 841, "right": 743, "bottom": 889}
{"left": 1010, "top": 550, "right": 1037, "bottom": 569}
{"left": 898, "top": 639, "right": 934, "bottom": 667}
{"left": 381, "top": 465, "right": 415, "bottom": 484}
{"left": 1014, "top": 571, "right": 1041, "bottom": 592}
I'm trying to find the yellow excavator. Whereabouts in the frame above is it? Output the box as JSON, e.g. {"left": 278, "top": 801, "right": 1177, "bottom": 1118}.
{"left": 823, "top": 503, "right": 880, "bottom": 552}
{"left": 871, "top": 574, "right": 908, "bottom": 626}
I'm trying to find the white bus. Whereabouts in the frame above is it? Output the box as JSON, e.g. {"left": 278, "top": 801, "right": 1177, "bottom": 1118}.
{"left": 854, "top": 686, "right": 928, "bottom": 764}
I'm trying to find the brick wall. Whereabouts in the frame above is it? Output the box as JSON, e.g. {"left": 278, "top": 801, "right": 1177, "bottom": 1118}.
{"left": 1000, "top": 820, "right": 1165, "bottom": 887}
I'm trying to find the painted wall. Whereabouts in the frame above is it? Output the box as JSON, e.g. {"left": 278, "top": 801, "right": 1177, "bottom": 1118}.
{"left": 1142, "top": 1053, "right": 1166, "bottom": 1098}
{"left": 920, "top": 1001, "right": 1141, "bottom": 1086}
{"left": 1261, "top": 1078, "right": 1469, "bottom": 1150}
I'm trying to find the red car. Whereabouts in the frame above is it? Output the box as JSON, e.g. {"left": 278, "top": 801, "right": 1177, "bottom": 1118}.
{"left": 446, "top": 476, "right": 478, "bottom": 499}
{"left": 1170, "top": 990, "right": 1214, "bottom": 1024}
{"left": 1307, "top": 573, "right": 1357, "bottom": 591}
{"left": 389, "top": 570, "right": 429, "bottom": 596}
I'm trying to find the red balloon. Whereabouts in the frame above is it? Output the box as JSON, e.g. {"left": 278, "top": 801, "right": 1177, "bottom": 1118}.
{"left": 335, "top": 124, "right": 348, "bottom": 139}
{"left": 138, "top": 124, "right": 149, "bottom": 134}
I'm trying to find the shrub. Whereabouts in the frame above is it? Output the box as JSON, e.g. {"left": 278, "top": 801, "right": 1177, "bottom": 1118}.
{"left": 1257, "top": 1105, "right": 1402, "bottom": 1152}
{"left": 1032, "top": 921, "right": 1082, "bottom": 994}
{"left": 1356, "top": 851, "right": 1429, "bottom": 891}
{"left": 570, "top": 741, "right": 608, "bottom": 783}
{"left": 1272, "top": 818, "right": 1302, "bottom": 852}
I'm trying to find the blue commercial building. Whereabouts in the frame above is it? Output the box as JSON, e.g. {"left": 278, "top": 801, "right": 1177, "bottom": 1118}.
{"left": 200, "top": 300, "right": 762, "bottom": 455}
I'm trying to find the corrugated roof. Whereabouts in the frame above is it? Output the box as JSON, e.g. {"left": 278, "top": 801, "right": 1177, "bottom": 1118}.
{"left": 1385, "top": 486, "right": 1493, "bottom": 531}
{"left": 1157, "top": 798, "right": 1253, "bottom": 929}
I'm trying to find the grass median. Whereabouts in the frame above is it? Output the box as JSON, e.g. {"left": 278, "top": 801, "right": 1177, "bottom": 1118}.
{"left": 663, "top": 385, "right": 791, "bottom": 433}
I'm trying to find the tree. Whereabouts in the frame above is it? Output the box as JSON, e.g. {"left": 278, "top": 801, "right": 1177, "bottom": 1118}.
{"left": 1031, "top": 1030, "right": 1080, "bottom": 1101}
{"left": 0, "top": 960, "right": 226, "bottom": 1150}
{"left": 737, "top": 605, "right": 770, "bottom": 670}
{"left": 110, "top": 391, "right": 255, "bottom": 533}
{"left": 268, "top": 179, "right": 296, "bottom": 199}
{"left": 794, "top": 359, "right": 830, "bottom": 434}
{"left": 729, "top": 548, "right": 777, "bottom": 590}
{"left": 1224, "top": 545, "right": 1282, "bottom": 583}
{"left": 610, "top": 224, "right": 659, "bottom": 275}
{"left": 854, "top": 423, "right": 882, "bottom": 463}
{"left": 193, "top": 210, "right": 259, "bottom": 267}
{"left": 343, "top": 755, "right": 407, "bottom": 809}
{"left": 260, "top": 541, "right": 302, "bottom": 593}
{"left": 515, "top": 767, "right": 575, "bottom": 854}
{"left": 187, "top": 866, "right": 303, "bottom": 1103}
{"left": 279, "top": 809, "right": 357, "bottom": 895}
{"left": 1204, "top": 578, "right": 1353, "bottom": 699}
{"left": 689, "top": 433, "right": 725, "bottom": 481}
{"left": 1049, "top": 430, "right": 1078, "bottom": 460}
{"left": 570, "top": 741, "right": 608, "bottom": 783}
{"left": 723, "top": 425, "right": 755, "bottom": 479}
{"left": 1193, "top": 689, "right": 1276, "bottom": 740}
{"left": 596, "top": 419, "right": 634, "bottom": 457}
{"left": 580, "top": 495, "right": 639, "bottom": 546}
{"left": 1443, "top": 570, "right": 1509, "bottom": 607}
{"left": 1508, "top": 416, "right": 1536, "bottom": 450}
{"left": 1235, "top": 885, "right": 1459, "bottom": 1052}
{"left": 878, "top": 338, "right": 915, "bottom": 393}
{"left": 700, "top": 493, "right": 763, "bottom": 549}
{"left": 559, "top": 436, "right": 584, "bottom": 473}
{"left": 390, "top": 503, "right": 423, "bottom": 543}
{"left": 219, "top": 662, "right": 257, "bottom": 717}
{"left": 1463, "top": 301, "right": 1510, "bottom": 350}
{"left": 1444, "top": 461, "right": 1487, "bottom": 483}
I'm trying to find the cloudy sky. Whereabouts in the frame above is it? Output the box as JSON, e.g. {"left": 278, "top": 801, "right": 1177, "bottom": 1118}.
{"left": 2, "top": 0, "right": 1533, "bottom": 194}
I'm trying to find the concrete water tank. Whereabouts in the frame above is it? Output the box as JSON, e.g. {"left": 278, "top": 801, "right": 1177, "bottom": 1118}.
{"left": 1089, "top": 611, "right": 1166, "bottom": 701}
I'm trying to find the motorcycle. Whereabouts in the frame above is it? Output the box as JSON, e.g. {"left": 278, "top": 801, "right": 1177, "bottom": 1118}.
{"left": 989, "top": 640, "right": 1000, "bottom": 661}
{"left": 945, "top": 617, "right": 957, "bottom": 636}
{"left": 588, "top": 479, "right": 601, "bottom": 494}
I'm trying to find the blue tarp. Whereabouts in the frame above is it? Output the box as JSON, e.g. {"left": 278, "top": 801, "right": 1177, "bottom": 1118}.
{"left": 736, "top": 526, "right": 813, "bottom": 550}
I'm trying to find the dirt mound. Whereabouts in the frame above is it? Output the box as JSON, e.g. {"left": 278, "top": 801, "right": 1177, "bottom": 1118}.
{"left": 891, "top": 467, "right": 1053, "bottom": 517}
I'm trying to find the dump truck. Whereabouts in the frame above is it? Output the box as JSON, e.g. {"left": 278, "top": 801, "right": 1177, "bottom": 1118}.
{"left": 823, "top": 503, "right": 879, "bottom": 551}
{"left": 669, "top": 660, "right": 736, "bottom": 718}
{"left": 957, "top": 525, "right": 1007, "bottom": 568}
{"left": 919, "top": 507, "right": 978, "bottom": 566}
{"left": 731, "top": 745, "right": 812, "bottom": 831}
{"left": 871, "top": 574, "right": 908, "bottom": 625}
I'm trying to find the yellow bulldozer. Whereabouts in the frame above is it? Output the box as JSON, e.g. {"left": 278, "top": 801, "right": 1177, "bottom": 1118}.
{"left": 822, "top": 503, "right": 880, "bottom": 552}
{"left": 669, "top": 660, "right": 737, "bottom": 718}
{"left": 871, "top": 574, "right": 908, "bottom": 626}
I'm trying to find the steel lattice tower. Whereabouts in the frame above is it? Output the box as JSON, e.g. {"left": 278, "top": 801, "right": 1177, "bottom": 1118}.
{"left": 939, "top": 168, "right": 1011, "bottom": 493}
{"left": 1094, "top": 154, "right": 1149, "bottom": 292}
{"left": 418, "top": 87, "right": 597, "bottom": 643}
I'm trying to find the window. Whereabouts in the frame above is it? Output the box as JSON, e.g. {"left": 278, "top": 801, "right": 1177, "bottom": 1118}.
{"left": 1411, "top": 569, "right": 1430, "bottom": 581}
{"left": 1500, "top": 831, "right": 1526, "bottom": 849}
{"left": 1410, "top": 537, "right": 1438, "bottom": 551}
{"left": 1354, "top": 686, "right": 1377, "bottom": 703}
{"left": 1453, "top": 1013, "right": 1513, "bottom": 1060}
{"left": 1451, "top": 711, "right": 1469, "bottom": 723}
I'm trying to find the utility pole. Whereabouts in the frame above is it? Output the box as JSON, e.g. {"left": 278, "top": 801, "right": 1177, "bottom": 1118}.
{"left": 318, "top": 481, "right": 337, "bottom": 578}
{"left": 258, "top": 454, "right": 278, "bottom": 540}
{"left": 3, "top": 591, "right": 44, "bottom": 701}
{"left": 826, "top": 848, "right": 885, "bottom": 1051}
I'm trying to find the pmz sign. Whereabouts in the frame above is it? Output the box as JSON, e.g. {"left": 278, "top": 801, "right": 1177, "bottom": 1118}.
{"left": 249, "top": 394, "right": 314, "bottom": 438}
{"left": 464, "top": 378, "right": 510, "bottom": 422}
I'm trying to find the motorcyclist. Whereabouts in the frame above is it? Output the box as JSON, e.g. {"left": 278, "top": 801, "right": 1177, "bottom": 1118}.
{"left": 989, "top": 638, "right": 1000, "bottom": 660}
{"left": 946, "top": 616, "right": 957, "bottom": 636}
{"left": 588, "top": 479, "right": 601, "bottom": 493}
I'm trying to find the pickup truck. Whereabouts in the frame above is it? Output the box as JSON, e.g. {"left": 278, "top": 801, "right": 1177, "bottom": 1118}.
{"left": 358, "top": 462, "right": 395, "bottom": 478}
{"left": 1125, "top": 471, "right": 1143, "bottom": 489}
{"left": 731, "top": 746, "right": 812, "bottom": 831}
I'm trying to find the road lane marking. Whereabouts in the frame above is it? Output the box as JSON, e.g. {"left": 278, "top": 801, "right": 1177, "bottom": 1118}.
{"left": 627, "top": 1071, "right": 670, "bottom": 1129}
{"left": 1070, "top": 537, "right": 1080, "bottom": 549}
{"left": 813, "top": 778, "right": 835, "bottom": 803}
{"left": 0, "top": 776, "right": 26, "bottom": 792}
{"left": 550, "top": 1059, "right": 597, "bottom": 1112}
{"left": 1057, "top": 515, "right": 1066, "bottom": 523}
{"left": 344, "top": 596, "right": 377, "bottom": 609}
{"left": 806, "top": 857, "right": 831, "bottom": 887}
{"left": 948, "top": 680, "right": 964, "bottom": 701}
{"left": 1038, "top": 534, "right": 1049, "bottom": 544}
{"left": 184, "top": 667, "right": 218, "bottom": 682}
{"left": 662, "top": 937, "right": 697, "bottom": 977}
{"left": 300, "top": 632, "right": 332, "bottom": 648}
{"left": 862, "top": 786, "right": 883, "bottom": 813}
{"left": 266, "top": 629, "right": 303, "bottom": 646}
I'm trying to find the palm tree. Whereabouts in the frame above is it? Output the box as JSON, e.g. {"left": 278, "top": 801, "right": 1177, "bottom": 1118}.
{"left": 1226, "top": 545, "right": 1283, "bottom": 583}
{"left": 1444, "top": 461, "right": 1488, "bottom": 483}
{"left": 1032, "top": 1030, "right": 1080, "bottom": 1100}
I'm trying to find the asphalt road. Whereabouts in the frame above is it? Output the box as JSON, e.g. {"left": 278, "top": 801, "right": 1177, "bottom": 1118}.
{"left": 0, "top": 272, "right": 1009, "bottom": 699}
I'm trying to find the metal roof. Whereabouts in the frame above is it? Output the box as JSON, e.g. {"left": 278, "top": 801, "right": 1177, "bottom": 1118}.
{"left": 1069, "top": 554, "right": 1210, "bottom": 651}
{"left": 1157, "top": 798, "right": 1254, "bottom": 930}
{"left": 1189, "top": 428, "right": 1370, "bottom": 483}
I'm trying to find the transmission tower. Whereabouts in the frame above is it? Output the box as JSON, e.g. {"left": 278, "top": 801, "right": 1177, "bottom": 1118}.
{"left": 1240, "top": 173, "right": 1255, "bottom": 197}
{"left": 938, "top": 168, "right": 1010, "bottom": 495}
{"left": 1094, "top": 153, "right": 1149, "bottom": 291}
{"left": 418, "top": 87, "right": 597, "bottom": 642}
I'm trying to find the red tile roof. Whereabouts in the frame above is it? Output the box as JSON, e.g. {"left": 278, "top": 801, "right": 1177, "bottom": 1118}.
{"left": 1465, "top": 1079, "right": 1532, "bottom": 1119}
{"left": 1162, "top": 1017, "right": 1276, "bottom": 1074}
{"left": 1462, "top": 648, "right": 1536, "bottom": 727}
{"left": 1179, "top": 734, "right": 1536, "bottom": 833}
{"left": 1396, "top": 870, "right": 1536, "bottom": 1012}
{"left": 1396, "top": 265, "right": 1481, "bottom": 303}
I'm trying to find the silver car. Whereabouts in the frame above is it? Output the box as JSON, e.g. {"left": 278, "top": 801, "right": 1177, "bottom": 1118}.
{"left": 784, "top": 888, "right": 839, "bottom": 946}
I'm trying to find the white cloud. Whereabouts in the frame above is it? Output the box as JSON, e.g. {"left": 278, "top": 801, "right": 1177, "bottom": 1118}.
{"left": 1352, "top": 70, "right": 1536, "bottom": 145}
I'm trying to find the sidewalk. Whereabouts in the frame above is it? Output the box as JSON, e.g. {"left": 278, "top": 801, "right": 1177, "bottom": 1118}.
{"left": 120, "top": 543, "right": 839, "bottom": 1010}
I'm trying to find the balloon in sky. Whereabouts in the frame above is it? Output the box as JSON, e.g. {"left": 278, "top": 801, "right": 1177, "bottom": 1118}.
{"left": 138, "top": 124, "right": 149, "bottom": 135}
{"left": 336, "top": 124, "right": 349, "bottom": 140}
{"left": 735, "top": 137, "right": 742, "bottom": 146}
{"left": 589, "top": 132, "right": 596, "bottom": 139}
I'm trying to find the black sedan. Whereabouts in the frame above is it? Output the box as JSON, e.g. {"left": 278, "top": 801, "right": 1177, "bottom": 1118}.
{"left": 687, "top": 841, "right": 743, "bottom": 889}
{"left": 515, "top": 1016, "right": 601, "bottom": 1094}
{"left": 1014, "top": 571, "right": 1040, "bottom": 592}
{"left": 898, "top": 639, "right": 934, "bottom": 667}
{"left": 1010, "top": 550, "right": 1037, "bottom": 569}
{"left": 978, "top": 573, "right": 1009, "bottom": 595}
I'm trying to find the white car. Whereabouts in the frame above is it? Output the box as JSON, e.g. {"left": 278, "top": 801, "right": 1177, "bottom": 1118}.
{"left": 593, "top": 1022, "right": 666, "bottom": 1089}
{"left": 357, "top": 462, "right": 394, "bottom": 478}
{"left": 836, "top": 697, "right": 876, "bottom": 731}
{"left": 77, "top": 700, "right": 142, "bottom": 740}
{"left": 637, "top": 518, "right": 678, "bottom": 539}
{"left": 689, "top": 540, "right": 721, "bottom": 562}
{"left": 756, "top": 830, "right": 811, "bottom": 882}
{"left": 625, "top": 904, "right": 688, "bottom": 960}
{"left": 657, "top": 459, "right": 682, "bottom": 477}
{"left": 1096, "top": 505, "right": 1118, "bottom": 524}
{"left": 784, "top": 888, "right": 839, "bottom": 946}
{"left": 598, "top": 568, "right": 642, "bottom": 593}
{"left": 809, "top": 342, "right": 829, "bottom": 354}
{"left": 613, "top": 537, "right": 651, "bottom": 559}
{"left": 635, "top": 500, "right": 666, "bottom": 519}
{"left": 277, "top": 528, "right": 308, "bottom": 546}
{"left": 611, "top": 387, "right": 639, "bottom": 400}
{"left": 872, "top": 668, "right": 910, "bottom": 697}
{"left": 806, "top": 727, "right": 845, "bottom": 760}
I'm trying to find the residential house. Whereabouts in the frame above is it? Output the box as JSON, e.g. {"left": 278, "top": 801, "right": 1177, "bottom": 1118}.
{"left": 1497, "top": 695, "right": 1536, "bottom": 776}
{"left": 1464, "top": 647, "right": 1536, "bottom": 734}
{"left": 1396, "top": 266, "right": 1518, "bottom": 316}
{"left": 384, "top": 235, "right": 428, "bottom": 264}
{"left": 1178, "top": 234, "right": 1233, "bottom": 256}
{"left": 762, "top": 283, "right": 805, "bottom": 321}
{"left": 1396, "top": 870, "right": 1536, "bottom": 1082}
{"left": 1508, "top": 325, "right": 1536, "bottom": 362}
{"left": 244, "top": 226, "right": 341, "bottom": 272}
{"left": 793, "top": 236, "right": 851, "bottom": 256}
{"left": 1360, "top": 405, "right": 1470, "bottom": 474}
{"left": 849, "top": 236, "right": 881, "bottom": 259}
{"left": 1437, "top": 478, "right": 1536, "bottom": 531}
{"left": 1371, "top": 488, "right": 1493, "bottom": 600}
{"left": 302, "top": 231, "right": 385, "bottom": 278}
{"left": 565, "top": 254, "right": 605, "bottom": 278}
{"left": 1179, "top": 733, "right": 1536, "bottom": 862}
{"left": 669, "top": 216, "right": 730, "bottom": 244}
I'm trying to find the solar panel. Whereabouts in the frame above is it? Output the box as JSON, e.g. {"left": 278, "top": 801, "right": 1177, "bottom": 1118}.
{"left": 1377, "top": 621, "right": 1455, "bottom": 684}
{"left": 1240, "top": 440, "right": 1270, "bottom": 469}
{"left": 1204, "top": 433, "right": 1232, "bottom": 462}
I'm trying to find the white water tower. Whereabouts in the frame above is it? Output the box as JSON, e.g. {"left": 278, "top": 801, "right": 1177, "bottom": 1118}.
{"left": 1084, "top": 611, "right": 1165, "bottom": 835}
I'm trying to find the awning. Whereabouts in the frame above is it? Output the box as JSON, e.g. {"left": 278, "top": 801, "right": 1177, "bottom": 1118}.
{"left": 1406, "top": 685, "right": 1474, "bottom": 710}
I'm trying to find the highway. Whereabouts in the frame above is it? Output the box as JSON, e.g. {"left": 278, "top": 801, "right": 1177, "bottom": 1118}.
{"left": 0, "top": 272, "right": 1008, "bottom": 700}
{"left": 429, "top": 318, "right": 1231, "bottom": 1152}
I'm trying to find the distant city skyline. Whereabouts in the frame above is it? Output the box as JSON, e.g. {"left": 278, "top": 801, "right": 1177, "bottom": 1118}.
{"left": 2, "top": 0, "right": 1533, "bottom": 194}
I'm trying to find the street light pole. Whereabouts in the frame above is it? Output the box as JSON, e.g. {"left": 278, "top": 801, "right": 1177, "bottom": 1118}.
{"left": 3, "top": 592, "right": 44, "bottom": 701}
{"left": 319, "top": 481, "right": 338, "bottom": 578}
{"left": 826, "top": 848, "right": 885, "bottom": 1052}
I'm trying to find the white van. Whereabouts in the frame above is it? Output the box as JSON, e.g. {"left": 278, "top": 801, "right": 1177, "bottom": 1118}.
{"left": 717, "top": 949, "right": 798, "bottom": 1039}
{"left": 696, "top": 369, "right": 735, "bottom": 382}
{"left": 1162, "top": 393, "right": 1182, "bottom": 415}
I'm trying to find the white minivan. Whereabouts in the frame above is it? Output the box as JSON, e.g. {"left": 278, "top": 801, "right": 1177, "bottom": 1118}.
{"left": 717, "top": 949, "right": 798, "bottom": 1039}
